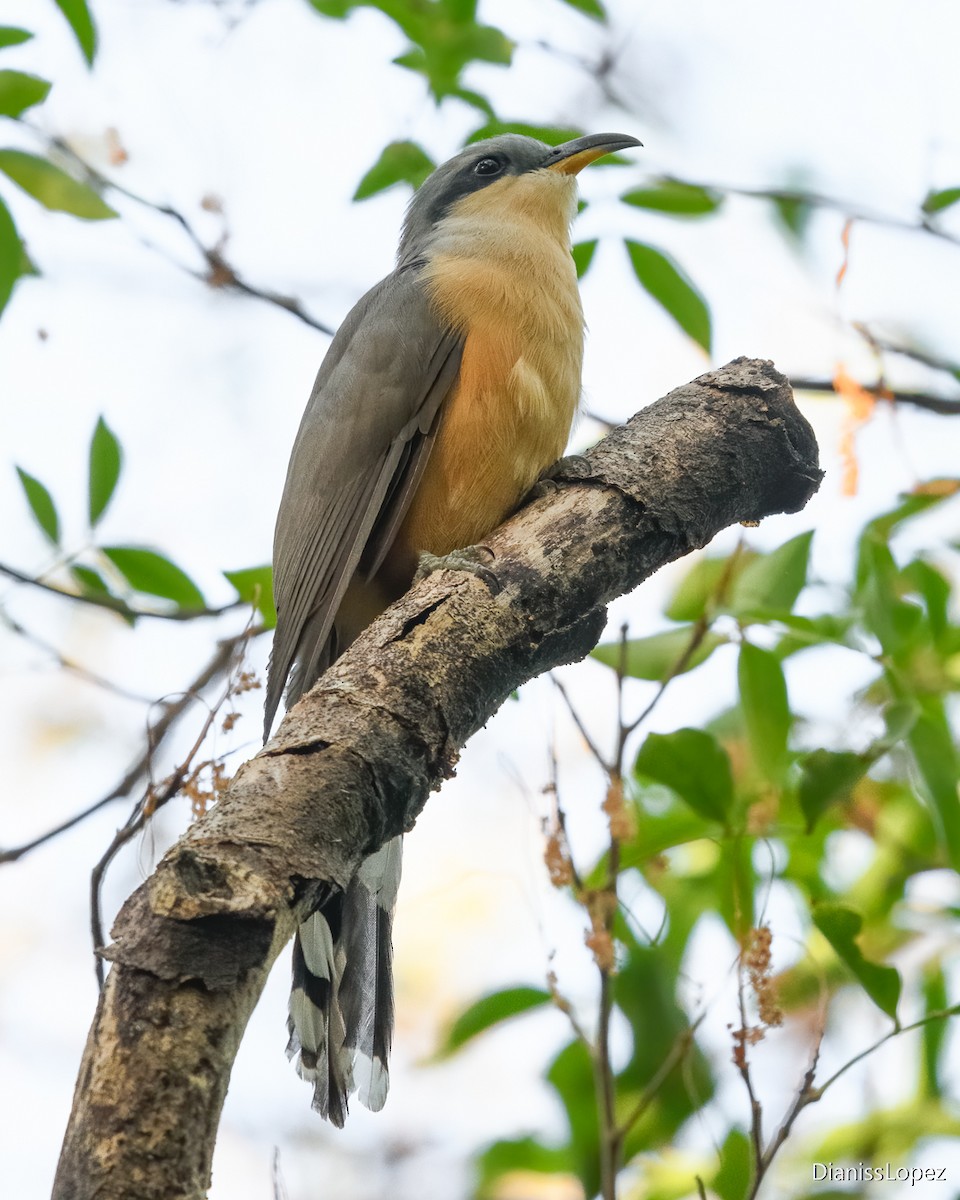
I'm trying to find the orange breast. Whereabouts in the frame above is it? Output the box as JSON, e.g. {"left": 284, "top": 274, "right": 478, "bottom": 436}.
{"left": 398, "top": 238, "right": 584, "bottom": 557}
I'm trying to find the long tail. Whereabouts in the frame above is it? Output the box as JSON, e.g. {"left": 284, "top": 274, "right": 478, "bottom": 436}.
{"left": 287, "top": 836, "right": 403, "bottom": 1124}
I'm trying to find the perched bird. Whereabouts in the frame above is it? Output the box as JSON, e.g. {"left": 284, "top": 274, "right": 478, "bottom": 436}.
{"left": 265, "top": 130, "right": 641, "bottom": 1124}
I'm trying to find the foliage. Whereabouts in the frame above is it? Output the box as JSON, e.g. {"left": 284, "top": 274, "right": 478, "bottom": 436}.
{"left": 442, "top": 484, "right": 960, "bottom": 1197}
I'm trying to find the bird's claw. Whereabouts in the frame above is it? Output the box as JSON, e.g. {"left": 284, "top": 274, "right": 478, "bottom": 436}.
{"left": 525, "top": 453, "right": 594, "bottom": 501}
{"left": 415, "top": 546, "right": 501, "bottom": 594}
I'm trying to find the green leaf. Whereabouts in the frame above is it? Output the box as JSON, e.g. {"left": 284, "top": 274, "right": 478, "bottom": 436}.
{"left": 224, "top": 565, "right": 276, "bottom": 629}
{"left": 771, "top": 194, "right": 812, "bottom": 242}
{"left": 907, "top": 700, "right": 960, "bottom": 869}
{"left": 625, "top": 239, "right": 711, "bottom": 352}
{"left": 713, "top": 1127, "right": 753, "bottom": 1200}
{"left": 634, "top": 728, "right": 733, "bottom": 824}
{"left": 592, "top": 626, "right": 726, "bottom": 681}
{"left": 70, "top": 563, "right": 110, "bottom": 597}
{"left": 436, "top": 985, "right": 550, "bottom": 1057}
{"left": 546, "top": 1039, "right": 600, "bottom": 1195}
{"left": 738, "top": 642, "right": 790, "bottom": 784}
{"left": 571, "top": 239, "right": 596, "bottom": 278}
{"left": 16, "top": 466, "right": 60, "bottom": 544}
{"left": 798, "top": 750, "right": 868, "bottom": 830}
{"left": 665, "top": 554, "right": 744, "bottom": 621}
{"left": 557, "top": 0, "right": 606, "bottom": 19}
{"left": 920, "top": 965, "right": 948, "bottom": 1099}
{"left": 0, "top": 192, "right": 21, "bottom": 315}
{"left": 729, "top": 531, "right": 813, "bottom": 616}
{"left": 858, "top": 538, "right": 925, "bottom": 656}
{"left": 102, "top": 546, "right": 206, "bottom": 610}
{"left": 902, "top": 558, "right": 950, "bottom": 644}
{"left": 475, "top": 1137, "right": 574, "bottom": 1195}
{"left": 922, "top": 186, "right": 960, "bottom": 216}
{"left": 0, "top": 150, "right": 116, "bottom": 219}
{"left": 812, "top": 903, "right": 901, "bottom": 1019}
{"left": 88, "top": 416, "right": 122, "bottom": 526}
{"left": 0, "top": 28, "right": 33, "bottom": 50}
{"left": 621, "top": 179, "right": 722, "bottom": 217}
{"left": 353, "top": 140, "right": 435, "bottom": 200}
{"left": 53, "top": 0, "right": 97, "bottom": 65}
{"left": 0, "top": 70, "right": 51, "bottom": 117}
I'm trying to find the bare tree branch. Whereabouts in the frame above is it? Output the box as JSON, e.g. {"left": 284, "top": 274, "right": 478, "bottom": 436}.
{"left": 27, "top": 125, "right": 336, "bottom": 337}
{"left": 0, "top": 628, "right": 259, "bottom": 866}
{"left": 53, "top": 359, "right": 822, "bottom": 1200}
{"left": 791, "top": 378, "right": 960, "bottom": 416}
{"left": 0, "top": 559, "right": 242, "bottom": 621}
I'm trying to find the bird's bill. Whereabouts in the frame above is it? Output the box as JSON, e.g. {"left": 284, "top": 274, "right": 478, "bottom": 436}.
{"left": 544, "top": 132, "right": 642, "bottom": 175}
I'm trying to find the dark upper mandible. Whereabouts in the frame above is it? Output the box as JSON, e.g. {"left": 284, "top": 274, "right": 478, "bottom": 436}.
{"left": 397, "top": 131, "right": 641, "bottom": 264}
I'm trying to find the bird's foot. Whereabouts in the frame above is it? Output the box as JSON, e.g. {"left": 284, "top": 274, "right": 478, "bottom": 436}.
{"left": 415, "top": 545, "right": 501, "bottom": 594}
{"left": 525, "top": 453, "right": 594, "bottom": 501}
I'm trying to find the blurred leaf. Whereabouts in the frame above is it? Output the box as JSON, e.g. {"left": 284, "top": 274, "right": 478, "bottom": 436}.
{"left": 353, "top": 139, "right": 435, "bottom": 200}
{"left": 858, "top": 539, "right": 925, "bottom": 656}
{"left": 546, "top": 1039, "right": 599, "bottom": 1196}
{"left": 592, "top": 626, "right": 726, "bottom": 681}
{"left": 635, "top": 729, "right": 733, "bottom": 824}
{"left": 798, "top": 750, "right": 867, "bottom": 830}
{"left": 318, "top": 0, "right": 512, "bottom": 101}
{"left": 621, "top": 178, "right": 723, "bottom": 217}
{"left": 922, "top": 186, "right": 960, "bottom": 216}
{"left": 16, "top": 466, "right": 60, "bottom": 544}
{"left": 902, "top": 558, "right": 950, "bottom": 644}
{"left": 435, "top": 985, "right": 550, "bottom": 1057}
{"left": 738, "top": 642, "right": 790, "bottom": 784}
{"left": 729, "top": 531, "right": 812, "bottom": 616}
{"left": 907, "top": 700, "right": 960, "bottom": 869}
{"left": 102, "top": 546, "right": 205, "bottom": 609}
{"left": 475, "top": 1136, "right": 574, "bottom": 1196}
{"left": 771, "top": 194, "right": 812, "bottom": 242}
{"left": 88, "top": 415, "right": 122, "bottom": 526}
{"left": 224, "top": 565, "right": 276, "bottom": 629}
{"left": 857, "top": 485, "right": 959, "bottom": 579}
{"left": 812, "top": 904, "right": 901, "bottom": 1019}
{"left": 0, "top": 69, "right": 51, "bottom": 117}
{"left": 713, "top": 1127, "right": 752, "bottom": 1200}
{"left": 70, "top": 563, "right": 111, "bottom": 597}
{"left": 665, "top": 553, "right": 744, "bottom": 621}
{"left": 625, "top": 239, "right": 711, "bottom": 352}
{"left": 920, "top": 965, "right": 948, "bottom": 1100}
{"left": 0, "top": 149, "right": 116, "bottom": 219}
{"left": 0, "top": 192, "right": 21, "bottom": 315}
{"left": 0, "top": 27, "right": 33, "bottom": 50}
{"left": 557, "top": 0, "right": 606, "bottom": 19}
{"left": 571, "top": 238, "right": 596, "bottom": 278}
{"left": 53, "top": 0, "right": 97, "bottom": 65}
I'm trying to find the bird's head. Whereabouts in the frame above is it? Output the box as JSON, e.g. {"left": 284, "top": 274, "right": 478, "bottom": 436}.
{"left": 398, "top": 132, "right": 641, "bottom": 264}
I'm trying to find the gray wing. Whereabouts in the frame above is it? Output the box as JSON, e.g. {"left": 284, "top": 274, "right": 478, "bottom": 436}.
{"left": 264, "top": 264, "right": 463, "bottom": 737}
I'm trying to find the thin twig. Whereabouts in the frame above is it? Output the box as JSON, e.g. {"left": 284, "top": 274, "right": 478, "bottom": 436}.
{"left": 552, "top": 674, "right": 612, "bottom": 771}
{"left": 616, "top": 1012, "right": 706, "bottom": 1138}
{"left": 29, "top": 126, "right": 337, "bottom": 337}
{"left": 791, "top": 378, "right": 959, "bottom": 416}
{"left": 0, "top": 629, "right": 257, "bottom": 865}
{"left": 1, "top": 609, "right": 154, "bottom": 703}
{"left": 90, "top": 633, "right": 254, "bottom": 985}
{"left": 672, "top": 176, "right": 960, "bottom": 248}
{"left": 734, "top": 944, "right": 765, "bottom": 1172}
{"left": 0, "top": 560, "right": 240, "bottom": 621}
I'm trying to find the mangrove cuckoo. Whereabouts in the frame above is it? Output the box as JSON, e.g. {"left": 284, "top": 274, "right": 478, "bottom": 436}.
{"left": 265, "top": 130, "right": 641, "bottom": 1124}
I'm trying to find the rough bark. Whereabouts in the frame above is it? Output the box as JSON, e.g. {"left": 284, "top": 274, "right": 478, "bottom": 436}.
{"left": 53, "top": 358, "right": 822, "bottom": 1199}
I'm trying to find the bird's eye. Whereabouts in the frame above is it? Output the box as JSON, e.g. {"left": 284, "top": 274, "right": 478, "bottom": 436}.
{"left": 473, "top": 157, "right": 503, "bottom": 176}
